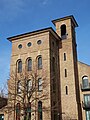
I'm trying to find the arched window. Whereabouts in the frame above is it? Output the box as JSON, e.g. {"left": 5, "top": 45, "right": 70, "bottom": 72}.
{"left": 26, "top": 102, "right": 31, "bottom": 119}
{"left": 82, "top": 76, "right": 89, "bottom": 89}
{"left": 27, "top": 79, "right": 32, "bottom": 92}
{"left": 38, "top": 101, "right": 42, "bottom": 120}
{"left": 27, "top": 58, "right": 32, "bottom": 71}
{"left": 17, "top": 81, "right": 21, "bottom": 94}
{"left": 17, "top": 60, "right": 22, "bottom": 73}
{"left": 38, "top": 78, "right": 42, "bottom": 92}
{"left": 61, "top": 24, "right": 66, "bottom": 39}
{"left": 38, "top": 56, "right": 42, "bottom": 69}
{"left": 52, "top": 57, "right": 55, "bottom": 72}
{"left": 16, "top": 103, "right": 20, "bottom": 120}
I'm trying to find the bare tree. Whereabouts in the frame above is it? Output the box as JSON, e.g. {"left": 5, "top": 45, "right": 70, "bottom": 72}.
{"left": 0, "top": 84, "right": 8, "bottom": 98}
{"left": 7, "top": 69, "right": 54, "bottom": 120}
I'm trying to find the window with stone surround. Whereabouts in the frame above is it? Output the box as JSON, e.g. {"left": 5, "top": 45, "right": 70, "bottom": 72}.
{"left": 17, "top": 59, "right": 22, "bottom": 73}
{"left": 27, "top": 79, "right": 32, "bottom": 92}
{"left": 37, "top": 56, "right": 42, "bottom": 69}
{"left": 38, "top": 78, "right": 42, "bottom": 92}
{"left": 17, "top": 81, "right": 21, "bottom": 94}
{"left": 27, "top": 58, "right": 32, "bottom": 71}
{"left": 38, "top": 101, "right": 42, "bottom": 120}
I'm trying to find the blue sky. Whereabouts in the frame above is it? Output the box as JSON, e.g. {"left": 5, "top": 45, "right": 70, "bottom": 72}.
{"left": 0, "top": 0, "right": 90, "bottom": 88}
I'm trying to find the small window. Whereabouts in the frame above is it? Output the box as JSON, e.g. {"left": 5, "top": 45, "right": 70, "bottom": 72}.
{"left": 65, "top": 69, "right": 67, "bottom": 77}
{"left": 27, "top": 42, "right": 32, "bottom": 47}
{"left": 27, "top": 58, "right": 32, "bottom": 71}
{"left": 64, "top": 53, "right": 66, "bottom": 61}
{"left": 66, "top": 86, "right": 68, "bottom": 95}
{"left": 38, "top": 56, "right": 42, "bottom": 69}
{"left": 38, "top": 78, "right": 42, "bottom": 91}
{"left": 17, "top": 81, "right": 21, "bottom": 94}
{"left": 27, "top": 80, "right": 32, "bottom": 92}
{"left": 38, "top": 101, "right": 42, "bottom": 120}
{"left": 18, "top": 44, "right": 22, "bottom": 49}
{"left": 37, "top": 40, "right": 42, "bottom": 45}
{"left": 17, "top": 60, "right": 22, "bottom": 73}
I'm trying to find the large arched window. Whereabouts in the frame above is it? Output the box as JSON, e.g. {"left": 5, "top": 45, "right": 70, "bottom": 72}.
{"left": 16, "top": 103, "right": 20, "bottom": 120}
{"left": 38, "top": 101, "right": 42, "bottom": 120}
{"left": 38, "top": 78, "right": 42, "bottom": 92}
{"left": 27, "top": 58, "right": 32, "bottom": 71}
{"left": 38, "top": 56, "right": 42, "bottom": 69}
{"left": 17, "top": 81, "right": 21, "bottom": 94}
{"left": 26, "top": 102, "right": 31, "bottom": 119}
{"left": 82, "top": 76, "right": 89, "bottom": 89}
{"left": 61, "top": 24, "right": 66, "bottom": 39}
{"left": 27, "top": 79, "right": 32, "bottom": 92}
{"left": 17, "top": 59, "right": 22, "bottom": 73}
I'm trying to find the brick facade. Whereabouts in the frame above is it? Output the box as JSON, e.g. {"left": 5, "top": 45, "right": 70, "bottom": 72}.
{"left": 0, "top": 15, "right": 90, "bottom": 120}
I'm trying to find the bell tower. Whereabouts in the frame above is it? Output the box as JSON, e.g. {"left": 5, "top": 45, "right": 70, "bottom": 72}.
{"left": 52, "top": 15, "right": 78, "bottom": 40}
{"left": 52, "top": 16, "right": 82, "bottom": 120}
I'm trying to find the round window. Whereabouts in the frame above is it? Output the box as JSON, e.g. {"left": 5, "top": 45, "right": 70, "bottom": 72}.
{"left": 18, "top": 44, "right": 22, "bottom": 49}
{"left": 37, "top": 40, "right": 42, "bottom": 45}
{"left": 27, "top": 42, "right": 32, "bottom": 47}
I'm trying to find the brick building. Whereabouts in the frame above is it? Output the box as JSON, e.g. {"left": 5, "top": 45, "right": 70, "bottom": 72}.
{"left": 0, "top": 15, "right": 90, "bottom": 120}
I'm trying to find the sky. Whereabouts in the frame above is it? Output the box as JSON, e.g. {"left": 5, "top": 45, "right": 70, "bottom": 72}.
{"left": 0, "top": 0, "right": 90, "bottom": 88}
